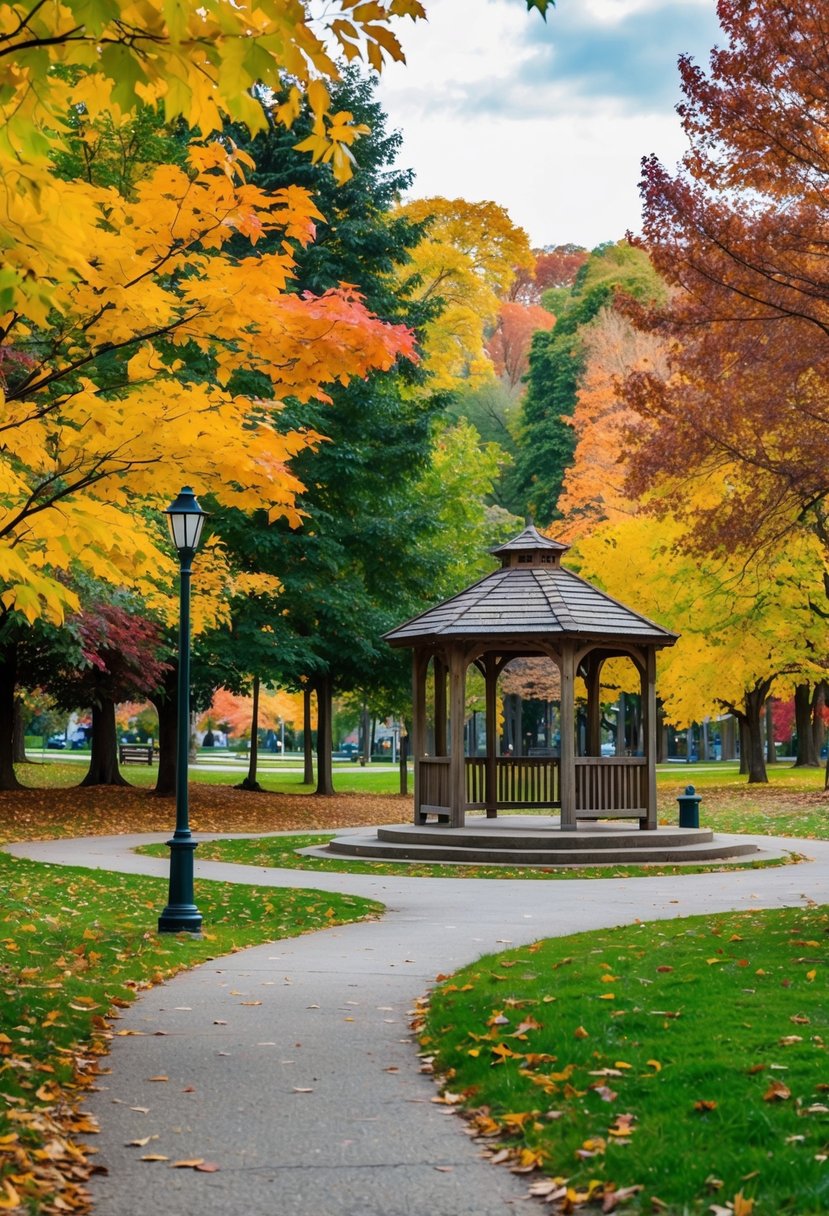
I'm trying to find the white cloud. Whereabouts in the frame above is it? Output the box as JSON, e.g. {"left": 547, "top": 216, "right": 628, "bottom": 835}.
{"left": 376, "top": 0, "right": 721, "bottom": 247}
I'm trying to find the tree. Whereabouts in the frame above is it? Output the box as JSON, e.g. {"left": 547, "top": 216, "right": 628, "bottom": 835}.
{"left": 557, "top": 305, "right": 667, "bottom": 538}
{"left": 506, "top": 242, "right": 664, "bottom": 524}
{"left": 394, "top": 197, "right": 534, "bottom": 390}
{"left": 624, "top": 0, "right": 829, "bottom": 550}
{"left": 47, "top": 602, "right": 169, "bottom": 786}
{"left": 0, "top": 0, "right": 428, "bottom": 323}
{"left": 572, "top": 510, "right": 829, "bottom": 783}
{"left": 486, "top": 301, "right": 555, "bottom": 391}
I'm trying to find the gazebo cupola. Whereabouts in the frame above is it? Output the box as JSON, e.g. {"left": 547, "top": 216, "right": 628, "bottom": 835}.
{"left": 491, "top": 524, "right": 570, "bottom": 570}
{"left": 384, "top": 524, "right": 677, "bottom": 831}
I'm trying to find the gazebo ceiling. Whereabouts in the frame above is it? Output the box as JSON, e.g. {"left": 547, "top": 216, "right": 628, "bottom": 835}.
{"left": 384, "top": 525, "right": 677, "bottom": 649}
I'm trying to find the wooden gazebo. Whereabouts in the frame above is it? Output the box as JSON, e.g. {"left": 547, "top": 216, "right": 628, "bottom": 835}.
{"left": 384, "top": 525, "right": 677, "bottom": 831}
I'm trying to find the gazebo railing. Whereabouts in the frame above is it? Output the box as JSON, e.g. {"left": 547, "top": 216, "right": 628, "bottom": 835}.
{"left": 464, "top": 755, "right": 560, "bottom": 809}
{"left": 574, "top": 756, "right": 647, "bottom": 817}
{"left": 418, "top": 756, "right": 452, "bottom": 815}
{"left": 418, "top": 755, "right": 648, "bottom": 820}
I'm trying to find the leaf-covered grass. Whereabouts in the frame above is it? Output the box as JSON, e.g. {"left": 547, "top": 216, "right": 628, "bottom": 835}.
{"left": 136, "top": 833, "right": 799, "bottom": 882}
{"left": 421, "top": 906, "right": 829, "bottom": 1215}
{"left": 0, "top": 852, "right": 380, "bottom": 1213}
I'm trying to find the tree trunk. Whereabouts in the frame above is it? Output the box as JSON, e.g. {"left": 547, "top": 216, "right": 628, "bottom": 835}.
{"left": 12, "top": 696, "right": 27, "bottom": 763}
{"left": 811, "top": 682, "right": 826, "bottom": 764}
{"left": 314, "top": 676, "right": 335, "bottom": 796}
{"left": 738, "top": 717, "right": 748, "bottom": 775}
{"left": 80, "top": 698, "right": 129, "bottom": 786}
{"left": 303, "top": 684, "right": 314, "bottom": 784}
{"left": 793, "top": 683, "right": 818, "bottom": 766}
{"left": 0, "top": 641, "right": 24, "bottom": 789}
{"left": 616, "top": 693, "right": 626, "bottom": 755}
{"left": 152, "top": 665, "right": 177, "bottom": 796}
{"left": 236, "top": 674, "right": 263, "bottom": 791}
{"left": 740, "top": 684, "right": 770, "bottom": 784}
{"left": 765, "top": 699, "right": 777, "bottom": 765}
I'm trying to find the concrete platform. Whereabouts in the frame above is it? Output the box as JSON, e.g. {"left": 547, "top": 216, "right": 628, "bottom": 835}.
{"left": 313, "top": 815, "right": 762, "bottom": 866}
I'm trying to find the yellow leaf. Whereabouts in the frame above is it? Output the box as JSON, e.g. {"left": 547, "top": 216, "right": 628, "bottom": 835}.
{"left": 0, "top": 1181, "right": 20, "bottom": 1210}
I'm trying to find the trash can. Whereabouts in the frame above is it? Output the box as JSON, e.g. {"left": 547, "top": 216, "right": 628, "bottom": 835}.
{"left": 677, "top": 784, "right": 701, "bottom": 828}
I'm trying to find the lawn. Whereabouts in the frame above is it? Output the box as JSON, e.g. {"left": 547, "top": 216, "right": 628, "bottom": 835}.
{"left": 420, "top": 905, "right": 829, "bottom": 1215}
{"left": 0, "top": 851, "right": 380, "bottom": 1214}
{"left": 136, "top": 832, "right": 800, "bottom": 881}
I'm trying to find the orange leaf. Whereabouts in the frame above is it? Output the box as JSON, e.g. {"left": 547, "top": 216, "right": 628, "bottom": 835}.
{"left": 763, "top": 1080, "right": 791, "bottom": 1102}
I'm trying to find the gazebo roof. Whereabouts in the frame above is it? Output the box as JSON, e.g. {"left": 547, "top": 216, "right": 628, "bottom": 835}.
{"left": 385, "top": 526, "right": 677, "bottom": 648}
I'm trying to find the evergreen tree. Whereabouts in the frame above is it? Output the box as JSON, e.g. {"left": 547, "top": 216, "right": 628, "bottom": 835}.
{"left": 506, "top": 243, "right": 663, "bottom": 525}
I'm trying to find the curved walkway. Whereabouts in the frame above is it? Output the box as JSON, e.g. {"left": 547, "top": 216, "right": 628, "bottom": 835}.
{"left": 7, "top": 832, "right": 829, "bottom": 1216}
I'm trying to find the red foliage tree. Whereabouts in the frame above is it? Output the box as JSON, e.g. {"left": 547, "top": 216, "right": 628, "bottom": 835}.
{"left": 486, "top": 301, "right": 555, "bottom": 389}
{"left": 622, "top": 0, "right": 829, "bottom": 549}
{"left": 52, "top": 604, "right": 169, "bottom": 786}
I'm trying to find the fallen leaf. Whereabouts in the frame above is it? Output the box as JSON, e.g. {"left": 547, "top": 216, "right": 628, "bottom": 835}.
{"left": 194, "top": 1162, "right": 221, "bottom": 1173}
{"left": 574, "top": 1026, "right": 589, "bottom": 1039}
{"left": 146, "top": 1076, "right": 168, "bottom": 1083}
{"left": 172, "top": 1159, "right": 205, "bottom": 1168}
{"left": 763, "top": 1080, "right": 791, "bottom": 1102}
{"left": 694, "top": 1100, "right": 717, "bottom": 1112}
{"left": 292, "top": 1087, "right": 314, "bottom": 1094}
{"left": 140, "top": 1154, "right": 169, "bottom": 1163}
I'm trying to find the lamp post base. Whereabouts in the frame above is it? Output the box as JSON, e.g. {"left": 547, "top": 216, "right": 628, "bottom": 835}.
{"left": 158, "top": 837, "right": 202, "bottom": 935}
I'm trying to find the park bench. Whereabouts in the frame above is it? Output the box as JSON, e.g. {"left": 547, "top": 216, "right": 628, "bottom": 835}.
{"left": 118, "top": 744, "right": 154, "bottom": 765}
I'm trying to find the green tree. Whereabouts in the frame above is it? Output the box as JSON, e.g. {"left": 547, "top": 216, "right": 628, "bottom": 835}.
{"left": 506, "top": 242, "right": 664, "bottom": 524}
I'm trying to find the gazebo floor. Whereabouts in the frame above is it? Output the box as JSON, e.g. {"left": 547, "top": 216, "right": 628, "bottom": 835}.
{"left": 311, "top": 816, "right": 764, "bottom": 867}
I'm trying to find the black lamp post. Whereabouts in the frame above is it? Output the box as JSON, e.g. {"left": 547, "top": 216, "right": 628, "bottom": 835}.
{"left": 158, "top": 487, "right": 206, "bottom": 935}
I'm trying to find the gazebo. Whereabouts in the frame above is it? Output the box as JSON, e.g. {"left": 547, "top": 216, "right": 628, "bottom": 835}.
{"left": 384, "top": 525, "right": 678, "bottom": 831}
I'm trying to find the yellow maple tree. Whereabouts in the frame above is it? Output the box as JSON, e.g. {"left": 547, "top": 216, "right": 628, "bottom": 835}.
{"left": 395, "top": 197, "right": 534, "bottom": 390}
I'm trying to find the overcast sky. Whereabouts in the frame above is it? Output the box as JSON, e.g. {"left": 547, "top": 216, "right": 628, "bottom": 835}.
{"left": 375, "top": 0, "right": 721, "bottom": 250}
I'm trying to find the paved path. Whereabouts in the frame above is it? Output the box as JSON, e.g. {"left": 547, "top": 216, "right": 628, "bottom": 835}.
{"left": 7, "top": 832, "right": 828, "bottom": 1216}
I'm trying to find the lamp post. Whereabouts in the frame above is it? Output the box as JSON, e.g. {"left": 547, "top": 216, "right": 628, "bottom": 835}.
{"left": 158, "top": 487, "right": 206, "bottom": 935}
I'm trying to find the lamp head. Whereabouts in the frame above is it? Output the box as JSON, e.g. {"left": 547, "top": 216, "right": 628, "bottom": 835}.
{"left": 165, "top": 486, "right": 207, "bottom": 554}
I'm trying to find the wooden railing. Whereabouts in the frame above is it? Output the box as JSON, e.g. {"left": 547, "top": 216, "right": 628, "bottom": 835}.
{"left": 496, "top": 756, "right": 559, "bottom": 807}
{"left": 575, "top": 756, "right": 646, "bottom": 817}
{"left": 464, "top": 755, "right": 560, "bottom": 809}
{"left": 418, "top": 755, "right": 647, "bottom": 820}
{"left": 417, "top": 756, "right": 451, "bottom": 814}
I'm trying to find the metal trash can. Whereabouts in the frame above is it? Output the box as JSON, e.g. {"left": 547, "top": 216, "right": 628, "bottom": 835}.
{"left": 677, "top": 784, "right": 701, "bottom": 828}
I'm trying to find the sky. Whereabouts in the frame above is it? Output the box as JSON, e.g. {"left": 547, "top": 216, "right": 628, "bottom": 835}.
{"left": 374, "top": 0, "right": 722, "bottom": 250}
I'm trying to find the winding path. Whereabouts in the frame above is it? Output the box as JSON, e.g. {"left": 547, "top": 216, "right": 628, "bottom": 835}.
{"left": 8, "top": 831, "right": 828, "bottom": 1216}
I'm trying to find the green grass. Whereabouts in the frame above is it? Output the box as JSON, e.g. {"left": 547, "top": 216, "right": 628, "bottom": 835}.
{"left": 136, "top": 833, "right": 799, "bottom": 881}
{"left": 16, "top": 758, "right": 406, "bottom": 795}
{"left": 421, "top": 906, "right": 829, "bottom": 1215}
{"left": 0, "top": 851, "right": 380, "bottom": 1212}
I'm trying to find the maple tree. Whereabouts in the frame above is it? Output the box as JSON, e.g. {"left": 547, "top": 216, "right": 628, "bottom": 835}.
{"left": 486, "top": 301, "right": 555, "bottom": 391}
{"left": 510, "top": 244, "right": 589, "bottom": 307}
{"left": 572, "top": 509, "right": 829, "bottom": 782}
{"left": 0, "top": 0, "right": 427, "bottom": 322}
{"left": 394, "top": 197, "right": 534, "bottom": 390}
{"left": 624, "top": 0, "right": 829, "bottom": 552}
{"left": 45, "top": 601, "right": 169, "bottom": 786}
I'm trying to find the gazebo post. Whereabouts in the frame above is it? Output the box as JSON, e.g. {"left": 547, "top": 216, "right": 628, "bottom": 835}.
{"left": 448, "top": 643, "right": 467, "bottom": 827}
{"left": 484, "top": 653, "right": 498, "bottom": 818}
{"left": 434, "top": 656, "right": 448, "bottom": 755}
{"left": 585, "top": 654, "right": 603, "bottom": 756}
{"left": 412, "top": 649, "right": 428, "bottom": 824}
{"left": 642, "top": 647, "right": 658, "bottom": 830}
{"left": 559, "top": 641, "right": 577, "bottom": 829}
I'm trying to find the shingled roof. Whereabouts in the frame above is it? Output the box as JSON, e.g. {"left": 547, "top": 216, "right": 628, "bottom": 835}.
{"left": 384, "top": 526, "right": 677, "bottom": 648}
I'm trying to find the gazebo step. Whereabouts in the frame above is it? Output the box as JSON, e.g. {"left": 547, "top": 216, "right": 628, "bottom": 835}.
{"left": 377, "top": 823, "right": 715, "bottom": 851}
{"left": 320, "top": 833, "right": 760, "bottom": 866}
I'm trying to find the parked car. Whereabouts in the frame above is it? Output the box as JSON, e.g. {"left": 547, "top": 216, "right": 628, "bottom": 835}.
{"left": 46, "top": 735, "right": 66, "bottom": 749}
